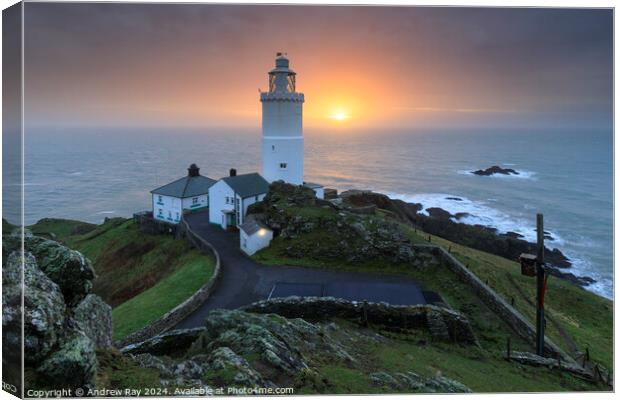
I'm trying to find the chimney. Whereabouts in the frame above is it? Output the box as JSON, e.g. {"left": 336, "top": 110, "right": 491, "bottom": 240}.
{"left": 229, "top": 168, "right": 237, "bottom": 177}
{"left": 188, "top": 163, "right": 200, "bottom": 177}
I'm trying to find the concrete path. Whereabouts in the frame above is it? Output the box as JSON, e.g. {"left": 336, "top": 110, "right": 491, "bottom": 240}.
{"left": 175, "top": 211, "right": 427, "bottom": 329}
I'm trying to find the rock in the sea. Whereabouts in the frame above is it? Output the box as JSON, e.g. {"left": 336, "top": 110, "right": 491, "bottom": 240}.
{"left": 472, "top": 165, "right": 519, "bottom": 176}
{"left": 426, "top": 207, "right": 453, "bottom": 220}
{"left": 36, "top": 330, "right": 98, "bottom": 390}
{"left": 74, "top": 294, "right": 113, "bottom": 349}
{"left": 3, "top": 251, "right": 67, "bottom": 363}
{"left": 25, "top": 236, "right": 96, "bottom": 306}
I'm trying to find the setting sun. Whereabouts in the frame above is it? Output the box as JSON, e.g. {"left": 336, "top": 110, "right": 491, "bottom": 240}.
{"left": 329, "top": 111, "right": 349, "bottom": 121}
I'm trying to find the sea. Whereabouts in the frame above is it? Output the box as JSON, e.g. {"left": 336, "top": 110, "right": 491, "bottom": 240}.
{"left": 4, "top": 127, "right": 613, "bottom": 299}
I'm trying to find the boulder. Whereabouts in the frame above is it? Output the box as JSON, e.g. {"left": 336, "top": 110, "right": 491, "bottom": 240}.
{"left": 74, "top": 294, "right": 113, "bottom": 349}
{"left": 3, "top": 251, "right": 67, "bottom": 363}
{"left": 36, "top": 330, "right": 98, "bottom": 390}
{"left": 25, "top": 236, "right": 95, "bottom": 306}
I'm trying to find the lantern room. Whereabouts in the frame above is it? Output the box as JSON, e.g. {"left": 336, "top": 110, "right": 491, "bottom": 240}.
{"left": 268, "top": 52, "right": 296, "bottom": 93}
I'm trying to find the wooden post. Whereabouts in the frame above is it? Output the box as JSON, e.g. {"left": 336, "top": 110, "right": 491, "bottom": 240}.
{"left": 361, "top": 301, "right": 368, "bottom": 327}
{"left": 535, "top": 213, "right": 546, "bottom": 357}
{"left": 506, "top": 337, "right": 511, "bottom": 359}
{"left": 586, "top": 347, "right": 590, "bottom": 362}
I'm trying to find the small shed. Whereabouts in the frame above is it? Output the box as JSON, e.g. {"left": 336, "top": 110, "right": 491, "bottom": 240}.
{"left": 239, "top": 218, "right": 273, "bottom": 256}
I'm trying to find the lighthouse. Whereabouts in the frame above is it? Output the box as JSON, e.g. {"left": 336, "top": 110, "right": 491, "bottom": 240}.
{"left": 260, "top": 53, "right": 304, "bottom": 185}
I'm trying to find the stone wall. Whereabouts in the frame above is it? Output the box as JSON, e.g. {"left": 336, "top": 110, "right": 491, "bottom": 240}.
{"left": 117, "top": 218, "right": 221, "bottom": 348}
{"left": 414, "top": 244, "right": 572, "bottom": 361}
{"left": 241, "top": 296, "right": 479, "bottom": 345}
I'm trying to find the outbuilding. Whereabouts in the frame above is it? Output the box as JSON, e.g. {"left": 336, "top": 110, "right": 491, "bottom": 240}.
{"left": 208, "top": 169, "right": 270, "bottom": 229}
{"left": 151, "top": 164, "right": 216, "bottom": 224}
{"left": 239, "top": 217, "right": 273, "bottom": 256}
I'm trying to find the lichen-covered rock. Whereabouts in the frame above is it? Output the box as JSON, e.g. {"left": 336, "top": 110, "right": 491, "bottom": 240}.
{"left": 369, "top": 371, "right": 471, "bottom": 393}
{"left": 3, "top": 251, "right": 67, "bottom": 363}
{"left": 36, "top": 330, "right": 98, "bottom": 390}
{"left": 189, "top": 309, "right": 354, "bottom": 376}
{"left": 205, "top": 347, "right": 268, "bottom": 387}
{"left": 74, "top": 294, "right": 113, "bottom": 349}
{"left": 25, "top": 236, "right": 95, "bottom": 306}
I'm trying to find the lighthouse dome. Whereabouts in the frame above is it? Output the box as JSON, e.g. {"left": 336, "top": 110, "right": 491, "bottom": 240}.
{"left": 275, "top": 52, "right": 289, "bottom": 68}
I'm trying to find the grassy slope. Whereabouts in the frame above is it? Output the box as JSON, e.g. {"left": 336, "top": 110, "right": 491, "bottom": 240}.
{"left": 28, "top": 218, "right": 215, "bottom": 340}
{"left": 409, "top": 230, "right": 613, "bottom": 370}
{"left": 253, "top": 205, "right": 613, "bottom": 377}
{"left": 295, "top": 320, "right": 602, "bottom": 394}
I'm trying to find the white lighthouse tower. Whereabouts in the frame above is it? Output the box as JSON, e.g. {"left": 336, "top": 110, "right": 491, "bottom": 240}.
{"left": 260, "top": 53, "right": 304, "bottom": 185}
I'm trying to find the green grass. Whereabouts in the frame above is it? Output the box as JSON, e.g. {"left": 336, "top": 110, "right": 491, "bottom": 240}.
{"left": 291, "top": 319, "right": 606, "bottom": 394}
{"left": 112, "top": 253, "right": 214, "bottom": 340}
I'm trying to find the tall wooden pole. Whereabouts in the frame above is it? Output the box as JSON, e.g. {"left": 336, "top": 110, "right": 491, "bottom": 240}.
{"left": 536, "top": 213, "right": 545, "bottom": 356}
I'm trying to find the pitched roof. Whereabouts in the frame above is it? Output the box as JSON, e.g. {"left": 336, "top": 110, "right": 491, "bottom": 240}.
{"left": 222, "top": 172, "right": 269, "bottom": 198}
{"left": 151, "top": 175, "right": 216, "bottom": 198}
{"left": 239, "top": 218, "right": 270, "bottom": 235}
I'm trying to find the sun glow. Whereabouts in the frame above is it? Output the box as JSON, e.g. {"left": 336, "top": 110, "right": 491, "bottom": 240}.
{"left": 329, "top": 110, "right": 349, "bottom": 121}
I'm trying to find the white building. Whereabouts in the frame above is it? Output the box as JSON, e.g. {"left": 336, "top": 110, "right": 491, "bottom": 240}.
{"left": 208, "top": 170, "right": 270, "bottom": 229}
{"left": 260, "top": 53, "right": 324, "bottom": 199}
{"left": 239, "top": 217, "right": 273, "bottom": 256}
{"left": 151, "top": 164, "right": 216, "bottom": 224}
{"left": 260, "top": 53, "right": 304, "bottom": 186}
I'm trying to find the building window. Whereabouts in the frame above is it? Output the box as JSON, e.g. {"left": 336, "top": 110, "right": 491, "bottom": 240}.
{"left": 158, "top": 195, "right": 162, "bottom": 202}
{"left": 192, "top": 197, "right": 198, "bottom": 205}
{"left": 279, "top": 163, "right": 287, "bottom": 169}
{"left": 176, "top": 212, "right": 179, "bottom": 220}
{"left": 272, "top": 145, "right": 275, "bottom": 151}
{"left": 158, "top": 209, "right": 163, "bottom": 216}
{"left": 243, "top": 238, "right": 247, "bottom": 248}
{"left": 255, "top": 195, "right": 259, "bottom": 201}
{"left": 225, "top": 196, "right": 229, "bottom": 204}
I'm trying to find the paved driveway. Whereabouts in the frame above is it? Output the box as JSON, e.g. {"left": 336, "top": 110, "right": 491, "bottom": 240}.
{"left": 175, "top": 211, "right": 427, "bottom": 329}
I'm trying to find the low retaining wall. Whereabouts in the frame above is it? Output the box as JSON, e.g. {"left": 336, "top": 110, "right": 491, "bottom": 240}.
{"left": 414, "top": 244, "right": 571, "bottom": 361}
{"left": 117, "top": 218, "right": 221, "bottom": 348}
{"left": 241, "top": 296, "right": 479, "bottom": 345}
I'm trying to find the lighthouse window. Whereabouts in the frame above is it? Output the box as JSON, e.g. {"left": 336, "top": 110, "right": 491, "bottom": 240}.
{"left": 279, "top": 163, "right": 287, "bottom": 169}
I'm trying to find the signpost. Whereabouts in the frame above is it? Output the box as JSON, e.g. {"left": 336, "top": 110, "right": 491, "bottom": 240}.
{"left": 519, "top": 213, "right": 547, "bottom": 357}
{"left": 535, "top": 213, "right": 546, "bottom": 356}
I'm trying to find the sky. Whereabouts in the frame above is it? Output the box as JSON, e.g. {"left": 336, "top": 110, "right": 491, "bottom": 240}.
{"left": 20, "top": 3, "right": 613, "bottom": 132}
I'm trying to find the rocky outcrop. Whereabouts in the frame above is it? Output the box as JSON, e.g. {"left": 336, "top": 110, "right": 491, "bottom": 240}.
{"left": 3, "top": 252, "right": 67, "bottom": 363}
{"left": 369, "top": 371, "right": 471, "bottom": 393}
{"left": 74, "top": 294, "right": 113, "bottom": 349}
{"left": 25, "top": 235, "right": 96, "bottom": 307}
{"left": 2, "top": 231, "right": 112, "bottom": 391}
{"left": 241, "top": 297, "right": 478, "bottom": 345}
{"left": 471, "top": 165, "right": 519, "bottom": 176}
{"left": 339, "top": 190, "right": 579, "bottom": 275}
{"left": 36, "top": 330, "right": 98, "bottom": 389}
{"left": 248, "top": 182, "right": 428, "bottom": 265}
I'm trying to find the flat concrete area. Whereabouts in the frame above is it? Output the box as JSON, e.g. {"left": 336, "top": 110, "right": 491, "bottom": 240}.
{"left": 175, "top": 211, "right": 426, "bottom": 329}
